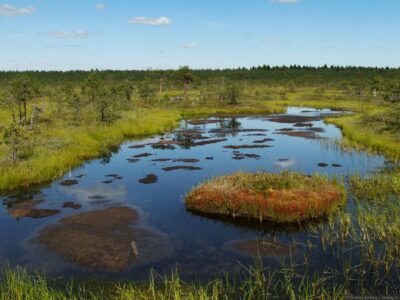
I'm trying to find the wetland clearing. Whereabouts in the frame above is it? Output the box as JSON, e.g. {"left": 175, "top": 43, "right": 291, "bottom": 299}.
{"left": 1, "top": 105, "right": 398, "bottom": 298}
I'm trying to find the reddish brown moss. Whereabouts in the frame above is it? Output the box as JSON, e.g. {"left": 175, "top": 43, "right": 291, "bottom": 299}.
{"left": 185, "top": 172, "right": 345, "bottom": 223}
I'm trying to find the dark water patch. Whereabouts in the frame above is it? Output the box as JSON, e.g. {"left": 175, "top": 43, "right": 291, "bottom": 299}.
{"left": 308, "top": 127, "right": 325, "bottom": 133}
{"left": 128, "top": 144, "right": 148, "bottom": 149}
{"left": 151, "top": 143, "right": 176, "bottom": 150}
{"left": 151, "top": 158, "right": 172, "bottom": 162}
{"left": 332, "top": 164, "right": 342, "bottom": 168}
{"left": 62, "top": 202, "right": 82, "bottom": 210}
{"left": 102, "top": 180, "right": 113, "bottom": 184}
{"left": 34, "top": 207, "right": 174, "bottom": 272}
{"left": 253, "top": 138, "right": 274, "bottom": 144}
{"left": 267, "top": 115, "right": 323, "bottom": 124}
{"left": 134, "top": 153, "right": 153, "bottom": 158}
{"left": 205, "top": 157, "right": 214, "bottom": 160}
{"left": 187, "top": 209, "right": 320, "bottom": 234}
{"left": 192, "top": 139, "right": 228, "bottom": 147}
{"left": 276, "top": 128, "right": 294, "bottom": 132}
{"left": 318, "top": 163, "right": 329, "bottom": 168}
{"left": 174, "top": 130, "right": 208, "bottom": 140}
{"left": 59, "top": 180, "right": 79, "bottom": 187}
{"left": 293, "top": 122, "right": 313, "bottom": 127}
{"left": 8, "top": 200, "right": 60, "bottom": 219}
{"left": 162, "top": 166, "right": 202, "bottom": 172}
{"left": 233, "top": 153, "right": 262, "bottom": 160}
{"left": 173, "top": 158, "right": 200, "bottom": 163}
{"left": 127, "top": 158, "right": 140, "bottom": 163}
{"left": 232, "top": 156, "right": 245, "bottom": 160}
{"left": 139, "top": 174, "right": 158, "bottom": 185}
{"left": 238, "top": 129, "right": 269, "bottom": 133}
{"left": 88, "top": 195, "right": 105, "bottom": 200}
{"left": 232, "top": 151, "right": 244, "bottom": 160}
{"left": 224, "top": 145, "right": 272, "bottom": 150}
{"left": 209, "top": 128, "right": 268, "bottom": 134}
{"left": 274, "top": 131, "right": 321, "bottom": 140}
{"left": 223, "top": 239, "right": 296, "bottom": 259}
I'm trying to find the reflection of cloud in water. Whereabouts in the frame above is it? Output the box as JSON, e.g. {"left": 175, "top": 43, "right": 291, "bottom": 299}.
{"left": 61, "top": 184, "right": 128, "bottom": 203}
{"left": 274, "top": 159, "right": 296, "bottom": 168}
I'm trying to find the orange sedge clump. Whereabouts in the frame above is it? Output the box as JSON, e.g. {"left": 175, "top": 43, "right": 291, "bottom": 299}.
{"left": 185, "top": 172, "right": 345, "bottom": 223}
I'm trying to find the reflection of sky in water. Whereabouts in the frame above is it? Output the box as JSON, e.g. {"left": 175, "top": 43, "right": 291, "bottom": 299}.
{"left": 59, "top": 184, "right": 128, "bottom": 204}
{"left": 0, "top": 107, "right": 387, "bottom": 278}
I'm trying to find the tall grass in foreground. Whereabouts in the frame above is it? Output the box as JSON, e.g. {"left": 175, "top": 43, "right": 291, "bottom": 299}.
{"left": 0, "top": 263, "right": 348, "bottom": 300}
{"left": 1, "top": 173, "right": 400, "bottom": 299}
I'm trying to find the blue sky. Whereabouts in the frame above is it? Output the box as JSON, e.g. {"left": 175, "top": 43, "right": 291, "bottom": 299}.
{"left": 0, "top": 0, "right": 399, "bottom": 70}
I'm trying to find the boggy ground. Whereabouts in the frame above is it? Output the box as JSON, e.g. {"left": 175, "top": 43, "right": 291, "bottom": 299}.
{"left": 34, "top": 207, "right": 174, "bottom": 272}
{"left": 185, "top": 171, "right": 345, "bottom": 223}
{"left": 8, "top": 200, "right": 61, "bottom": 219}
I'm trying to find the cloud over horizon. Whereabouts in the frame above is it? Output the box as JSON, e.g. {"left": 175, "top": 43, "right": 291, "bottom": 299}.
{"left": 128, "top": 16, "right": 172, "bottom": 26}
{"left": 0, "top": 4, "right": 35, "bottom": 16}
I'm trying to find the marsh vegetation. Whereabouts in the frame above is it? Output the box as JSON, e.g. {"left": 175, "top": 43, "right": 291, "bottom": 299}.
{"left": 0, "top": 66, "right": 399, "bottom": 298}
{"left": 185, "top": 171, "right": 345, "bottom": 223}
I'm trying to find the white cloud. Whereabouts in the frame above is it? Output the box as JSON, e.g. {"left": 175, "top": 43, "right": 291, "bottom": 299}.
{"left": 128, "top": 16, "right": 172, "bottom": 26}
{"left": 95, "top": 3, "right": 105, "bottom": 11}
{"left": 181, "top": 43, "right": 200, "bottom": 49}
{"left": 274, "top": 159, "right": 297, "bottom": 168}
{"left": 271, "top": 0, "right": 299, "bottom": 3}
{"left": 40, "top": 30, "right": 90, "bottom": 39}
{"left": 0, "top": 4, "right": 35, "bottom": 16}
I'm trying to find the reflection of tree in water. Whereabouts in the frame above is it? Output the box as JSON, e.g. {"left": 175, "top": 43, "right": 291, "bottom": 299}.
{"left": 214, "top": 118, "right": 242, "bottom": 137}
{"left": 100, "top": 146, "right": 120, "bottom": 165}
{"left": 218, "top": 118, "right": 242, "bottom": 129}
{"left": 173, "top": 129, "right": 201, "bottom": 149}
{"left": 170, "top": 118, "right": 243, "bottom": 148}
{"left": 3, "top": 189, "right": 43, "bottom": 209}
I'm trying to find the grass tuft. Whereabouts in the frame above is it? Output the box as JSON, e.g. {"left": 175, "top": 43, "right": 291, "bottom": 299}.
{"left": 185, "top": 171, "right": 346, "bottom": 223}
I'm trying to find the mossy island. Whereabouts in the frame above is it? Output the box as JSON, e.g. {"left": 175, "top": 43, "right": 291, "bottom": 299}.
{"left": 185, "top": 171, "right": 346, "bottom": 223}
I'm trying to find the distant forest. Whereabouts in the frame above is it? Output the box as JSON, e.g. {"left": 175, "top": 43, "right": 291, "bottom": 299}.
{"left": 1, "top": 66, "right": 399, "bottom": 104}
{"left": 0, "top": 65, "right": 399, "bottom": 86}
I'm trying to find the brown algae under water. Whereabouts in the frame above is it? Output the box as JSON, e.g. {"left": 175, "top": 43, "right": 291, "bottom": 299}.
{"left": 0, "top": 107, "right": 393, "bottom": 285}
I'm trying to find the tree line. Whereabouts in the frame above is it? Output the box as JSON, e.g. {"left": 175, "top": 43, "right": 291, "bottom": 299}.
{"left": 0, "top": 65, "right": 399, "bottom": 163}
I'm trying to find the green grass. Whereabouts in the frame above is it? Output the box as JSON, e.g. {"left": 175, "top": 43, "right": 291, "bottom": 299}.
{"left": 0, "top": 263, "right": 351, "bottom": 300}
{"left": 326, "top": 114, "right": 400, "bottom": 161}
{"left": 1, "top": 87, "right": 399, "bottom": 191}
{"left": 0, "top": 109, "right": 181, "bottom": 191}
{"left": 0, "top": 100, "right": 284, "bottom": 192}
